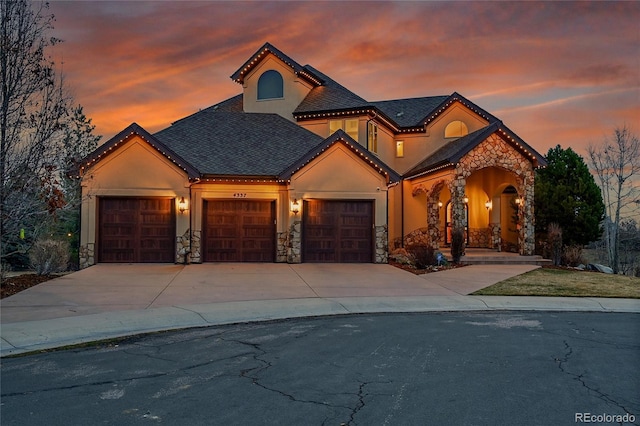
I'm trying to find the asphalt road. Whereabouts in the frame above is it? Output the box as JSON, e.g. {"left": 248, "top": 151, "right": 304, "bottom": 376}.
{"left": 1, "top": 312, "right": 638, "bottom": 426}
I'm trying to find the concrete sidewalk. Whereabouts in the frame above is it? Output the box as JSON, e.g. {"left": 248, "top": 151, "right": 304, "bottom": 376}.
{"left": 1, "top": 263, "right": 639, "bottom": 357}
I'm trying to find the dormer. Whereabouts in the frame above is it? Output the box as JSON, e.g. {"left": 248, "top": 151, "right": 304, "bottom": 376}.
{"left": 230, "top": 43, "right": 324, "bottom": 121}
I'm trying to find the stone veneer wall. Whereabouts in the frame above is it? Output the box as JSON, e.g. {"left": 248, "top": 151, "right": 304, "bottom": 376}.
{"left": 467, "top": 228, "right": 490, "bottom": 248}
{"left": 456, "top": 133, "right": 536, "bottom": 255}
{"left": 489, "top": 223, "right": 501, "bottom": 250}
{"left": 277, "top": 231, "right": 288, "bottom": 262}
{"left": 176, "top": 229, "right": 190, "bottom": 264}
{"left": 79, "top": 243, "right": 95, "bottom": 269}
{"left": 287, "top": 221, "right": 302, "bottom": 263}
{"left": 190, "top": 230, "right": 201, "bottom": 263}
{"left": 375, "top": 225, "right": 388, "bottom": 263}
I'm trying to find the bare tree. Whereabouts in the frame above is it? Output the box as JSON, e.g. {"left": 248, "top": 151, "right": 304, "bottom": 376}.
{"left": 1, "top": 0, "right": 71, "bottom": 272}
{"left": 587, "top": 126, "right": 640, "bottom": 274}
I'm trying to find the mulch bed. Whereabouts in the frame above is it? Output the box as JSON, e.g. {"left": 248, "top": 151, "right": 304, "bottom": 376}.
{"left": 389, "top": 260, "right": 465, "bottom": 275}
{"left": 1, "top": 274, "right": 58, "bottom": 299}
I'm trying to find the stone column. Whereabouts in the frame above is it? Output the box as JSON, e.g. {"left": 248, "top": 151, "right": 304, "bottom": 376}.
{"left": 190, "top": 230, "right": 201, "bottom": 263}
{"left": 176, "top": 229, "right": 191, "bottom": 264}
{"left": 276, "top": 231, "right": 288, "bottom": 262}
{"left": 287, "top": 220, "right": 302, "bottom": 263}
{"left": 79, "top": 243, "right": 95, "bottom": 269}
{"left": 426, "top": 180, "right": 446, "bottom": 251}
{"left": 375, "top": 225, "right": 388, "bottom": 263}
{"left": 519, "top": 172, "right": 535, "bottom": 255}
{"left": 450, "top": 177, "right": 467, "bottom": 234}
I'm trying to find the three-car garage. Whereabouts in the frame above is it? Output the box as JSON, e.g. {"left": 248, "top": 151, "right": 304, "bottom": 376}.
{"left": 97, "top": 197, "right": 374, "bottom": 264}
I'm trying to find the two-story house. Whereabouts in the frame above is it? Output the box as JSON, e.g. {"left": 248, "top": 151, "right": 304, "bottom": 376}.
{"left": 75, "top": 42, "right": 546, "bottom": 267}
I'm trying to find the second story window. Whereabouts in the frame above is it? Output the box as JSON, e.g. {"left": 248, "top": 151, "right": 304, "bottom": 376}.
{"left": 329, "top": 118, "right": 359, "bottom": 141}
{"left": 396, "top": 140, "right": 404, "bottom": 158}
{"left": 257, "top": 70, "right": 283, "bottom": 100}
{"left": 444, "top": 120, "right": 468, "bottom": 138}
{"left": 367, "top": 122, "right": 378, "bottom": 153}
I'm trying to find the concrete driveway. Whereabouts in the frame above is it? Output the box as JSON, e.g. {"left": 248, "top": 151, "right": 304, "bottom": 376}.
{"left": 1, "top": 263, "right": 538, "bottom": 323}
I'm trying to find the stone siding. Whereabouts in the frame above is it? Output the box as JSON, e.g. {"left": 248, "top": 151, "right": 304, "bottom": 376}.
{"left": 456, "top": 133, "right": 536, "bottom": 255}
{"left": 467, "top": 227, "right": 490, "bottom": 248}
{"left": 287, "top": 221, "right": 302, "bottom": 263}
{"left": 176, "top": 229, "right": 190, "bottom": 264}
{"left": 375, "top": 225, "right": 388, "bottom": 263}
{"left": 277, "top": 231, "right": 288, "bottom": 262}
{"left": 79, "top": 243, "right": 95, "bottom": 269}
{"left": 190, "top": 230, "right": 201, "bottom": 263}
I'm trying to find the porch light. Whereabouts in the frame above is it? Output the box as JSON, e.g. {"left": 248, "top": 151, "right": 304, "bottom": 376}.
{"left": 485, "top": 200, "right": 492, "bottom": 210}
{"left": 438, "top": 201, "right": 443, "bottom": 208}
{"left": 178, "top": 197, "right": 187, "bottom": 214}
{"left": 463, "top": 196, "right": 469, "bottom": 204}
{"left": 515, "top": 197, "right": 522, "bottom": 206}
{"left": 291, "top": 199, "right": 300, "bottom": 215}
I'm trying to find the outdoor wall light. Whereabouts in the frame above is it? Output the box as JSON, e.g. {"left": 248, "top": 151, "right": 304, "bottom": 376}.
{"left": 178, "top": 197, "right": 187, "bottom": 214}
{"left": 438, "top": 201, "right": 443, "bottom": 208}
{"left": 291, "top": 199, "right": 300, "bottom": 215}
{"left": 515, "top": 197, "right": 522, "bottom": 206}
{"left": 485, "top": 200, "right": 492, "bottom": 210}
{"left": 463, "top": 196, "right": 469, "bottom": 204}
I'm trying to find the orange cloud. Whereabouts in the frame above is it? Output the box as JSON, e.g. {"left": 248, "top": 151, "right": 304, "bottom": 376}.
{"left": 48, "top": 0, "right": 639, "bottom": 160}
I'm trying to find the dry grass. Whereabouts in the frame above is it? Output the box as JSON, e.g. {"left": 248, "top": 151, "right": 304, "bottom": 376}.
{"left": 472, "top": 267, "right": 640, "bottom": 298}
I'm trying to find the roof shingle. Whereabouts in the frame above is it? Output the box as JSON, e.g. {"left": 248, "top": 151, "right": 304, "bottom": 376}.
{"left": 155, "top": 111, "right": 323, "bottom": 176}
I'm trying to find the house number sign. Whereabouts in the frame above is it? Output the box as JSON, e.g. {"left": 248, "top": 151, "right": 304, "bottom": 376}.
{"left": 233, "top": 193, "right": 247, "bottom": 198}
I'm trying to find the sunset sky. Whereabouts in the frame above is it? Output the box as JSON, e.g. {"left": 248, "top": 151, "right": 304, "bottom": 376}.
{"left": 48, "top": 1, "right": 639, "bottom": 159}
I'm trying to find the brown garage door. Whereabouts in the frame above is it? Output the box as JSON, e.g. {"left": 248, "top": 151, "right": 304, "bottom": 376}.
{"left": 303, "top": 200, "right": 373, "bottom": 263}
{"left": 203, "top": 200, "right": 275, "bottom": 262}
{"left": 99, "top": 197, "right": 175, "bottom": 263}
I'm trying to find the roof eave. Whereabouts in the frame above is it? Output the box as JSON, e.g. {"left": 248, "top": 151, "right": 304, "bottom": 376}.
{"left": 279, "top": 130, "right": 401, "bottom": 184}
{"left": 76, "top": 123, "right": 200, "bottom": 180}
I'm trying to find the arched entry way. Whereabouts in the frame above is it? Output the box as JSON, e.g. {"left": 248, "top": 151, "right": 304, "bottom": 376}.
{"left": 460, "top": 167, "right": 524, "bottom": 251}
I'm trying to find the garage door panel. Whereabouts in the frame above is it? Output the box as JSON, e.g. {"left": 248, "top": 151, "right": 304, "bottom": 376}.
{"left": 303, "top": 200, "right": 373, "bottom": 263}
{"left": 99, "top": 198, "right": 175, "bottom": 263}
{"left": 204, "top": 200, "right": 275, "bottom": 262}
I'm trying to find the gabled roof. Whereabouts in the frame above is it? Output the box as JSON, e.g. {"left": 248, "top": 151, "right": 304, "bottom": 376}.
{"left": 420, "top": 92, "right": 500, "bottom": 126}
{"left": 154, "top": 110, "right": 323, "bottom": 177}
{"left": 230, "top": 42, "right": 324, "bottom": 86}
{"left": 278, "top": 129, "right": 401, "bottom": 184}
{"left": 371, "top": 96, "right": 449, "bottom": 128}
{"left": 404, "top": 121, "right": 547, "bottom": 179}
{"left": 76, "top": 123, "right": 200, "bottom": 179}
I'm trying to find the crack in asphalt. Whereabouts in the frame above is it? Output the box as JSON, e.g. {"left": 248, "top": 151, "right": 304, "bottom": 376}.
{"left": 224, "top": 335, "right": 353, "bottom": 412}
{"left": 0, "top": 341, "right": 254, "bottom": 398}
{"left": 555, "top": 340, "right": 638, "bottom": 422}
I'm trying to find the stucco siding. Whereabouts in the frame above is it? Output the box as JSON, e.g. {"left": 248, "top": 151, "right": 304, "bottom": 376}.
{"left": 289, "top": 144, "right": 388, "bottom": 226}
{"left": 242, "top": 54, "right": 314, "bottom": 120}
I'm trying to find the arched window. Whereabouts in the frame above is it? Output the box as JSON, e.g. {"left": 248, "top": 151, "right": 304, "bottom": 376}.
{"left": 257, "top": 70, "right": 283, "bottom": 100}
{"left": 444, "top": 120, "right": 469, "bottom": 138}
